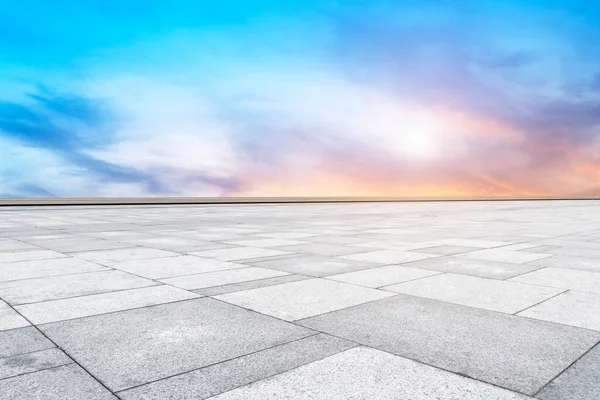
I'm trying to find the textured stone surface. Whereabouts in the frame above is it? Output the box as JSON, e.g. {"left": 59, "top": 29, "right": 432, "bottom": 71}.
{"left": 0, "top": 348, "right": 72, "bottom": 379}
{"left": 510, "top": 267, "right": 600, "bottom": 293}
{"left": 0, "top": 327, "right": 55, "bottom": 358}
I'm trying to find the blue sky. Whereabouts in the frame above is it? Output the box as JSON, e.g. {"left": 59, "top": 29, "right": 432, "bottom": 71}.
{"left": 1, "top": 0, "right": 600, "bottom": 197}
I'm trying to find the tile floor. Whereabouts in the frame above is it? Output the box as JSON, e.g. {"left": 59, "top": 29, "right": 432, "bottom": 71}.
{"left": 0, "top": 200, "right": 599, "bottom": 399}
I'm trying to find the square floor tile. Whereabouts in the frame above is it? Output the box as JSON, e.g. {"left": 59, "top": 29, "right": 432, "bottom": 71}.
{"left": 1, "top": 327, "right": 55, "bottom": 358}
{"left": 208, "top": 347, "right": 528, "bottom": 400}
{"left": 518, "top": 291, "right": 600, "bottom": 331}
{"left": 0, "top": 364, "right": 117, "bottom": 399}
{"left": 0, "top": 348, "right": 72, "bottom": 380}
{"left": 537, "top": 343, "right": 600, "bottom": 400}
{"left": 215, "top": 278, "right": 395, "bottom": 321}
{"left": 225, "top": 239, "right": 307, "bottom": 247}
{"left": 40, "top": 298, "right": 313, "bottom": 391}
{"left": 412, "top": 245, "right": 481, "bottom": 256}
{"left": 0, "top": 270, "right": 158, "bottom": 305}
{"left": 0, "top": 250, "right": 67, "bottom": 263}
{"left": 328, "top": 265, "right": 441, "bottom": 288}
{"left": 16, "top": 285, "right": 200, "bottom": 324}
{"left": 72, "top": 248, "right": 179, "bottom": 265}
{"left": 112, "top": 255, "right": 244, "bottom": 279}
{"left": 510, "top": 267, "right": 600, "bottom": 293}
{"left": 340, "top": 250, "right": 437, "bottom": 264}
{"left": 457, "top": 249, "right": 551, "bottom": 264}
{"left": 190, "top": 247, "right": 291, "bottom": 261}
{"left": 274, "top": 243, "right": 368, "bottom": 257}
{"left": 299, "top": 294, "right": 600, "bottom": 395}
{"left": 246, "top": 255, "right": 380, "bottom": 277}
{"left": 0, "top": 300, "right": 29, "bottom": 331}
{"left": 527, "top": 255, "right": 600, "bottom": 273}
{"left": 383, "top": 273, "right": 563, "bottom": 314}
{"left": 0, "top": 257, "right": 108, "bottom": 282}
{"left": 431, "top": 238, "right": 511, "bottom": 248}
{"left": 160, "top": 267, "right": 290, "bottom": 289}
{"left": 402, "top": 256, "right": 543, "bottom": 279}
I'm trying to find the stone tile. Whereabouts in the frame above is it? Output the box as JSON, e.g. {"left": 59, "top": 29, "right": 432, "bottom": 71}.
{"left": 328, "top": 265, "right": 441, "bottom": 288}
{"left": 340, "top": 250, "right": 438, "bottom": 264}
{"left": 40, "top": 298, "right": 313, "bottom": 391}
{"left": 353, "top": 241, "right": 435, "bottom": 250}
{"left": 0, "top": 300, "right": 29, "bottom": 331}
{"left": 160, "top": 267, "right": 290, "bottom": 289}
{"left": 275, "top": 243, "right": 368, "bottom": 257}
{"left": 225, "top": 239, "right": 307, "bottom": 247}
{"left": 0, "top": 348, "right": 72, "bottom": 380}
{"left": 254, "top": 232, "right": 318, "bottom": 239}
{"left": 209, "top": 347, "right": 529, "bottom": 400}
{"left": 111, "top": 255, "right": 244, "bottom": 279}
{"left": 458, "top": 249, "right": 552, "bottom": 264}
{"left": 518, "top": 291, "right": 600, "bottom": 331}
{"left": 528, "top": 255, "right": 600, "bottom": 272}
{"left": 0, "top": 239, "right": 37, "bottom": 251}
{"left": 72, "top": 247, "right": 179, "bottom": 265}
{"left": 119, "top": 334, "right": 355, "bottom": 400}
{"left": 403, "top": 256, "right": 544, "bottom": 279}
{"left": 0, "top": 364, "right": 117, "bottom": 399}
{"left": 383, "top": 273, "right": 563, "bottom": 314}
{"left": 0, "top": 250, "right": 67, "bottom": 263}
{"left": 0, "top": 327, "right": 54, "bottom": 358}
{"left": 16, "top": 285, "right": 200, "bottom": 324}
{"left": 412, "top": 245, "right": 481, "bottom": 255}
{"left": 0, "top": 270, "right": 157, "bottom": 305}
{"left": 34, "top": 239, "right": 131, "bottom": 253}
{"left": 121, "top": 237, "right": 213, "bottom": 251}
{"left": 0, "top": 257, "right": 108, "bottom": 282}
{"left": 190, "top": 247, "right": 292, "bottom": 261}
{"left": 299, "top": 294, "right": 600, "bottom": 395}
{"left": 432, "top": 238, "right": 512, "bottom": 248}
{"left": 195, "top": 274, "right": 311, "bottom": 296}
{"left": 542, "top": 247, "right": 600, "bottom": 259}
{"left": 215, "top": 278, "right": 395, "bottom": 321}
{"left": 537, "top": 343, "right": 600, "bottom": 400}
{"left": 510, "top": 267, "right": 600, "bottom": 293}
{"left": 245, "top": 255, "right": 381, "bottom": 277}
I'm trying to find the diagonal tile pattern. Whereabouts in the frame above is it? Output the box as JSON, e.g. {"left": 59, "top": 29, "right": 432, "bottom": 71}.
{"left": 0, "top": 200, "right": 599, "bottom": 399}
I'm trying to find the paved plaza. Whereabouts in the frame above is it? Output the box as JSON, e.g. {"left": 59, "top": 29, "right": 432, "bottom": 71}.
{"left": 0, "top": 200, "right": 599, "bottom": 399}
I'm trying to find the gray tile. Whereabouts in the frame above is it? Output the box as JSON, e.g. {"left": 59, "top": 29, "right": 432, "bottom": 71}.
{"left": 111, "top": 255, "right": 245, "bottom": 279}
{"left": 160, "top": 267, "right": 290, "bottom": 289}
{"left": 431, "top": 238, "right": 512, "bottom": 248}
{"left": 0, "top": 270, "right": 158, "bottom": 305}
{"left": 215, "top": 278, "right": 395, "bottom": 321}
{"left": 404, "top": 256, "right": 544, "bottom": 279}
{"left": 340, "top": 250, "right": 438, "bottom": 264}
{"left": 528, "top": 255, "right": 600, "bottom": 273}
{"left": 0, "top": 364, "right": 117, "bottom": 399}
{"left": 195, "top": 274, "right": 311, "bottom": 296}
{"left": 537, "top": 344, "right": 600, "bottom": 400}
{"left": 510, "top": 267, "right": 600, "bottom": 293}
{"left": 190, "top": 247, "right": 292, "bottom": 261}
{"left": 208, "top": 347, "right": 529, "bottom": 400}
{"left": 0, "top": 240, "right": 38, "bottom": 251}
{"left": 458, "top": 249, "right": 552, "bottom": 264}
{"left": 383, "top": 273, "right": 563, "bottom": 314}
{"left": 0, "top": 300, "right": 29, "bottom": 331}
{"left": 225, "top": 239, "right": 308, "bottom": 247}
{"left": 412, "top": 245, "right": 481, "bottom": 255}
{"left": 275, "top": 243, "right": 368, "bottom": 257}
{"left": 0, "top": 250, "right": 67, "bottom": 263}
{"left": 119, "top": 334, "right": 355, "bottom": 400}
{"left": 0, "top": 327, "right": 54, "bottom": 358}
{"left": 299, "top": 294, "right": 600, "bottom": 395}
{"left": 72, "top": 247, "right": 179, "bottom": 265}
{"left": 39, "top": 298, "right": 313, "bottom": 391}
{"left": 245, "top": 255, "right": 381, "bottom": 277}
{"left": 16, "top": 285, "right": 201, "bottom": 324}
{"left": 34, "top": 239, "right": 131, "bottom": 253}
{"left": 328, "top": 264, "right": 441, "bottom": 288}
{"left": 0, "top": 348, "right": 72, "bottom": 380}
{"left": 518, "top": 291, "right": 600, "bottom": 331}
{"left": 0, "top": 257, "right": 109, "bottom": 282}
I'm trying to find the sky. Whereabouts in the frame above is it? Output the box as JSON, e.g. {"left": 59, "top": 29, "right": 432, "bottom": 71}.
{"left": 1, "top": 0, "right": 600, "bottom": 198}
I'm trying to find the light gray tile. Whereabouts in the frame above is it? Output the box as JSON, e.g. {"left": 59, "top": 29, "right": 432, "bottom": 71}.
{"left": 226, "top": 239, "right": 307, "bottom": 247}
{"left": 0, "top": 270, "right": 158, "bottom": 305}
{"left": 340, "top": 250, "right": 437, "bottom": 264}
{"left": 0, "top": 300, "right": 29, "bottom": 331}
{"left": 383, "top": 273, "right": 563, "bottom": 314}
{"left": 431, "top": 238, "right": 511, "bottom": 248}
{"left": 16, "top": 285, "right": 200, "bottom": 324}
{"left": 0, "top": 364, "right": 117, "bottom": 399}
{"left": 40, "top": 298, "right": 313, "bottom": 391}
{"left": 0, "top": 240, "right": 37, "bottom": 251}
{"left": 195, "top": 274, "right": 311, "bottom": 296}
{"left": 111, "top": 255, "right": 245, "bottom": 279}
{"left": 209, "top": 347, "right": 529, "bottom": 400}
{"left": 0, "top": 250, "right": 67, "bottom": 263}
{"left": 0, "top": 348, "right": 72, "bottom": 380}
{"left": 0, "top": 257, "right": 108, "bottom": 282}
{"left": 0, "top": 327, "right": 54, "bottom": 358}
{"left": 72, "top": 247, "right": 179, "bottom": 265}
{"left": 412, "top": 245, "right": 481, "bottom": 255}
{"left": 537, "top": 344, "right": 600, "bottom": 400}
{"left": 299, "top": 294, "right": 600, "bottom": 395}
{"left": 246, "top": 255, "right": 381, "bottom": 277}
{"left": 518, "top": 291, "right": 600, "bottom": 331}
{"left": 458, "top": 249, "right": 552, "bottom": 264}
{"left": 190, "top": 247, "right": 292, "bottom": 261}
{"left": 160, "top": 267, "right": 290, "bottom": 289}
{"left": 328, "top": 265, "right": 441, "bottom": 288}
{"left": 528, "top": 255, "right": 600, "bottom": 273}
{"left": 403, "top": 256, "right": 544, "bottom": 279}
{"left": 510, "top": 267, "right": 600, "bottom": 293}
{"left": 275, "top": 243, "right": 368, "bottom": 257}
{"left": 119, "top": 334, "right": 355, "bottom": 400}
{"left": 215, "top": 278, "right": 395, "bottom": 321}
